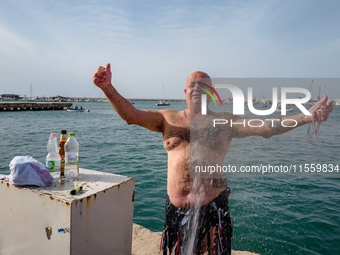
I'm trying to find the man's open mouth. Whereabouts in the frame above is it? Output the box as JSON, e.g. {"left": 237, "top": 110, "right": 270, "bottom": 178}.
{"left": 191, "top": 92, "right": 203, "bottom": 97}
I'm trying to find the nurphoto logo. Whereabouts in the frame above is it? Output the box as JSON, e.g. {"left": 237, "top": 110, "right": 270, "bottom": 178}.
{"left": 199, "top": 84, "right": 312, "bottom": 128}
{"left": 201, "top": 85, "right": 311, "bottom": 116}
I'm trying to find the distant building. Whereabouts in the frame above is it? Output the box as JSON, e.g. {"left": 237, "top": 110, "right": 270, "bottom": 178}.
{"left": 0, "top": 94, "right": 19, "bottom": 101}
{"left": 55, "top": 95, "right": 68, "bottom": 102}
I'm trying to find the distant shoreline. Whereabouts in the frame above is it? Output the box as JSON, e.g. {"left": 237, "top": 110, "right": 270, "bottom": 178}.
{"left": 0, "top": 98, "right": 186, "bottom": 102}
{"left": 127, "top": 98, "right": 185, "bottom": 101}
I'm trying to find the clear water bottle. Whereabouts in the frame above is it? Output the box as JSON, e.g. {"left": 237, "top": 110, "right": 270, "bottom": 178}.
{"left": 65, "top": 132, "right": 79, "bottom": 180}
{"left": 46, "top": 133, "right": 61, "bottom": 178}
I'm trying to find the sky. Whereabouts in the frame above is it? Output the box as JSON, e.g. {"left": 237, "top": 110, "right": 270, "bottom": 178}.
{"left": 0, "top": 0, "right": 339, "bottom": 99}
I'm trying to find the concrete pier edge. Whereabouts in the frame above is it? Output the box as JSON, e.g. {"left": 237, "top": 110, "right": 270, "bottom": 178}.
{"left": 132, "top": 223, "right": 259, "bottom": 255}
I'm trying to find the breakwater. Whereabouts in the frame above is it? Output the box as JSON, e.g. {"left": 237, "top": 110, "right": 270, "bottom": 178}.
{"left": 0, "top": 102, "right": 72, "bottom": 111}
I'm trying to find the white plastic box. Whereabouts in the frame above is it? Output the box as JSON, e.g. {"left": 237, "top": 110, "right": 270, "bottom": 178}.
{"left": 0, "top": 168, "right": 135, "bottom": 255}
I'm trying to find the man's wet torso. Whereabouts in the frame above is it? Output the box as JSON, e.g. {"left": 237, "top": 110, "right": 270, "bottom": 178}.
{"left": 162, "top": 109, "right": 232, "bottom": 208}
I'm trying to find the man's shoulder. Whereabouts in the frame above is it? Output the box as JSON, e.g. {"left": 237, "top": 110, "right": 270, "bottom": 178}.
{"left": 208, "top": 111, "right": 235, "bottom": 119}
{"left": 157, "top": 108, "right": 180, "bottom": 116}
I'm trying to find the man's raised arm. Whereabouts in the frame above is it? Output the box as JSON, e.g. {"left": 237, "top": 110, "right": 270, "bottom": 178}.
{"left": 231, "top": 94, "right": 334, "bottom": 139}
{"left": 93, "top": 63, "right": 165, "bottom": 132}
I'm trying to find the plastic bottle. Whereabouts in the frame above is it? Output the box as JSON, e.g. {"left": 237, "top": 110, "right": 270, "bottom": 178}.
{"left": 65, "top": 132, "right": 79, "bottom": 180}
{"left": 59, "top": 130, "right": 67, "bottom": 178}
{"left": 46, "top": 133, "right": 61, "bottom": 178}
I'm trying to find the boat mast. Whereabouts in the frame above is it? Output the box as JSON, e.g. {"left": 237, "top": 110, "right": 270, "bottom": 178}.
{"left": 308, "top": 79, "right": 314, "bottom": 102}
{"left": 162, "top": 82, "right": 169, "bottom": 103}
{"left": 163, "top": 83, "right": 166, "bottom": 101}
{"left": 309, "top": 79, "right": 314, "bottom": 93}
{"left": 30, "top": 83, "right": 33, "bottom": 99}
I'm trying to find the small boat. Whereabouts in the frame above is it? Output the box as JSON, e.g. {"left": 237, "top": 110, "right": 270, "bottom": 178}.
{"left": 275, "top": 106, "right": 293, "bottom": 112}
{"left": 156, "top": 83, "right": 170, "bottom": 106}
{"left": 66, "top": 108, "right": 85, "bottom": 112}
{"left": 261, "top": 104, "right": 267, "bottom": 107}
{"left": 156, "top": 100, "right": 170, "bottom": 106}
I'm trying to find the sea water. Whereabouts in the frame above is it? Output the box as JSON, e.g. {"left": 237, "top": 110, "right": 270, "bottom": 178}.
{"left": 0, "top": 101, "right": 340, "bottom": 254}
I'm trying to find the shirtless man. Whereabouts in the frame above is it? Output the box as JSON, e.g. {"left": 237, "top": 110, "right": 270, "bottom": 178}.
{"left": 93, "top": 64, "right": 333, "bottom": 255}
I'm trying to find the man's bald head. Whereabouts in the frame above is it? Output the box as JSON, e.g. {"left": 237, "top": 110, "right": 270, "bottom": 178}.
{"left": 186, "top": 71, "right": 212, "bottom": 88}
{"left": 185, "top": 71, "right": 213, "bottom": 108}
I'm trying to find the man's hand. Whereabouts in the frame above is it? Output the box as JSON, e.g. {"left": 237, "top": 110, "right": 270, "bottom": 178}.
{"left": 307, "top": 94, "right": 334, "bottom": 122}
{"left": 93, "top": 63, "right": 112, "bottom": 89}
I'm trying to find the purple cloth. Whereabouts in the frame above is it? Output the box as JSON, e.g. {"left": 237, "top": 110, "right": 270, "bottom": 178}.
{"left": 0, "top": 156, "right": 53, "bottom": 187}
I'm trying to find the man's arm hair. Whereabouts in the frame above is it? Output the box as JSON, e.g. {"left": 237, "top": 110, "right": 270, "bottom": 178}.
{"left": 231, "top": 95, "right": 333, "bottom": 139}
{"left": 102, "top": 83, "right": 165, "bottom": 132}
{"left": 265, "top": 117, "right": 283, "bottom": 132}
{"left": 231, "top": 112, "right": 310, "bottom": 139}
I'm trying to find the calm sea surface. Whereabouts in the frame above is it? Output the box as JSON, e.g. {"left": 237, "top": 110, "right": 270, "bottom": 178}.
{"left": 1, "top": 101, "right": 339, "bottom": 254}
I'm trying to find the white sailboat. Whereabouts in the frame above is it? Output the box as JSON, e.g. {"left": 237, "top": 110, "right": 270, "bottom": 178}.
{"left": 156, "top": 83, "right": 170, "bottom": 106}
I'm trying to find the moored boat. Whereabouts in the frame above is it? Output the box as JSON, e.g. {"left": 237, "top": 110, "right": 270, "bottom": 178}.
{"left": 66, "top": 108, "right": 85, "bottom": 112}
{"left": 156, "top": 100, "right": 170, "bottom": 106}
{"left": 156, "top": 83, "right": 170, "bottom": 106}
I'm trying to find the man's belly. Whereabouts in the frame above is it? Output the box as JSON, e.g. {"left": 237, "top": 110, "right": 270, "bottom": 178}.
{"left": 166, "top": 149, "right": 227, "bottom": 208}
{"left": 167, "top": 178, "right": 226, "bottom": 208}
